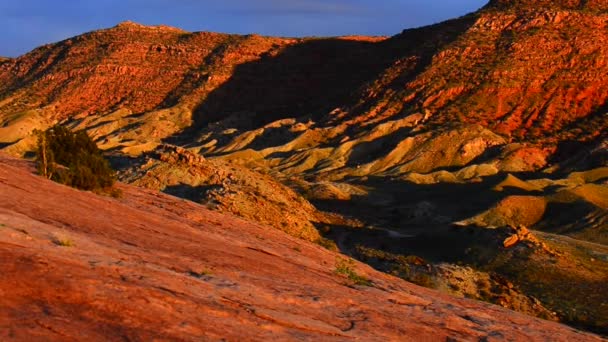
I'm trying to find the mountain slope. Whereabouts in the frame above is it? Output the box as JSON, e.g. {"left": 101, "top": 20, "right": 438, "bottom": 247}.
{"left": 355, "top": 2, "right": 608, "bottom": 141}
{"left": 188, "top": 2, "right": 606, "bottom": 178}
{"left": 0, "top": 22, "right": 395, "bottom": 156}
{"left": 0, "top": 2, "right": 606, "bottom": 177}
{"left": 1, "top": 154, "right": 602, "bottom": 341}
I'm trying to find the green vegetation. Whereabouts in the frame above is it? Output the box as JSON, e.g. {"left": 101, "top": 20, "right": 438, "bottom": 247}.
{"left": 35, "top": 125, "right": 116, "bottom": 192}
{"left": 316, "top": 237, "right": 338, "bottom": 251}
{"left": 53, "top": 236, "right": 75, "bottom": 247}
{"left": 356, "top": 246, "right": 436, "bottom": 289}
{"left": 188, "top": 269, "right": 212, "bottom": 279}
{"left": 335, "top": 257, "right": 372, "bottom": 286}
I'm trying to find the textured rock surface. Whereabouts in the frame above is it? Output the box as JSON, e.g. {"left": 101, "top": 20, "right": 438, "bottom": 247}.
{"left": 0, "top": 154, "right": 603, "bottom": 341}
{"left": 119, "top": 144, "right": 332, "bottom": 242}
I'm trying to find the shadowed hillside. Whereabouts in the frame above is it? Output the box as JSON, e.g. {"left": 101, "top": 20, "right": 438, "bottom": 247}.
{"left": 187, "top": 16, "right": 477, "bottom": 131}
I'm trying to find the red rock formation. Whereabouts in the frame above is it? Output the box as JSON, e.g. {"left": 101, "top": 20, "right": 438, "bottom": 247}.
{"left": 0, "top": 23, "right": 289, "bottom": 121}
{"left": 344, "top": 4, "right": 608, "bottom": 143}
{"left": 1, "top": 0, "right": 606, "bottom": 164}
{"left": 0, "top": 154, "right": 603, "bottom": 341}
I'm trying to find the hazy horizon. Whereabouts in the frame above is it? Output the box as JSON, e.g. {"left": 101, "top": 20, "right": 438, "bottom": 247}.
{"left": 0, "top": 0, "right": 487, "bottom": 57}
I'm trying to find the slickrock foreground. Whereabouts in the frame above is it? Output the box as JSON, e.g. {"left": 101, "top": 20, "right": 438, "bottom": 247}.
{"left": 0, "top": 155, "right": 602, "bottom": 341}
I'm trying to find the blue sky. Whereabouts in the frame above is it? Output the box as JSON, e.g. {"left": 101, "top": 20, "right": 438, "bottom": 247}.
{"left": 0, "top": 0, "right": 487, "bottom": 57}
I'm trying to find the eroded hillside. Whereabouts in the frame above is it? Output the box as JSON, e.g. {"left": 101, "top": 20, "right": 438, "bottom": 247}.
{"left": 0, "top": 1, "right": 605, "bottom": 178}
{"left": 186, "top": 1, "right": 607, "bottom": 179}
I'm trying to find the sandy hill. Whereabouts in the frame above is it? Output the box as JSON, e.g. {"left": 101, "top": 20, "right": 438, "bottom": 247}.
{"left": 1, "top": 154, "right": 602, "bottom": 341}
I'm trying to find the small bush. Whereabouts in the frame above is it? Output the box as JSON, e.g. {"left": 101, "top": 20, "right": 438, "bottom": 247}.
{"left": 53, "top": 236, "right": 75, "bottom": 247}
{"left": 335, "top": 258, "right": 372, "bottom": 287}
{"left": 316, "top": 237, "right": 338, "bottom": 251}
{"left": 105, "top": 187, "right": 123, "bottom": 199}
{"left": 35, "top": 125, "right": 116, "bottom": 191}
{"left": 188, "top": 269, "right": 212, "bottom": 279}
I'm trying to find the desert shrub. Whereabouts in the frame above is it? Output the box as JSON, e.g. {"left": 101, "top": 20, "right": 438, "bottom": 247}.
{"left": 35, "top": 125, "right": 116, "bottom": 191}
{"left": 52, "top": 236, "right": 75, "bottom": 247}
{"left": 315, "top": 237, "right": 338, "bottom": 251}
{"left": 335, "top": 257, "right": 372, "bottom": 286}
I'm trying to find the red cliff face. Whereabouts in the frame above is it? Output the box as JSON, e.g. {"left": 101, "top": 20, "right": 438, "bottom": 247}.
{"left": 343, "top": 5, "right": 608, "bottom": 143}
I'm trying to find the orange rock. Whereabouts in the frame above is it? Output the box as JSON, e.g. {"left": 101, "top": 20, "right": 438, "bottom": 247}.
{"left": 517, "top": 225, "right": 530, "bottom": 236}
{"left": 504, "top": 235, "right": 520, "bottom": 248}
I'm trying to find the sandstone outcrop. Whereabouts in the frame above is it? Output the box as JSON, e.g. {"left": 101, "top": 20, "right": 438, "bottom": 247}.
{"left": 119, "top": 144, "right": 330, "bottom": 242}
{"left": 0, "top": 154, "right": 602, "bottom": 341}
{"left": 502, "top": 225, "right": 560, "bottom": 255}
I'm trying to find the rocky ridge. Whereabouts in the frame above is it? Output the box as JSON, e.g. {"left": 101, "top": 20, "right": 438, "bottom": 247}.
{"left": 0, "top": 1, "right": 605, "bottom": 178}
{"left": 485, "top": 0, "right": 608, "bottom": 11}
{"left": 117, "top": 144, "right": 342, "bottom": 243}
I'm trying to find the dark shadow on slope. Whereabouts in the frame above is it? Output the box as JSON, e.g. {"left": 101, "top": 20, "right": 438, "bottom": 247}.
{"left": 0, "top": 141, "right": 19, "bottom": 149}
{"left": 345, "top": 127, "right": 414, "bottom": 167}
{"left": 309, "top": 169, "right": 603, "bottom": 259}
{"left": 312, "top": 174, "right": 531, "bottom": 229}
{"left": 166, "top": 14, "right": 479, "bottom": 146}
{"left": 191, "top": 38, "right": 393, "bottom": 130}
{"left": 550, "top": 135, "right": 608, "bottom": 174}
{"left": 308, "top": 173, "right": 541, "bottom": 266}
{"left": 246, "top": 125, "right": 301, "bottom": 151}
{"left": 333, "top": 14, "right": 480, "bottom": 126}
{"left": 545, "top": 101, "right": 608, "bottom": 171}
{"left": 536, "top": 200, "right": 608, "bottom": 245}
{"left": 163, "top": 183, "right": 222, "bottom": 204}
{"left": 317, "top": 221, "right": 502, "bottom": 264}
{"left": 310, "top": 174, "right": 608, "bottom": 335}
